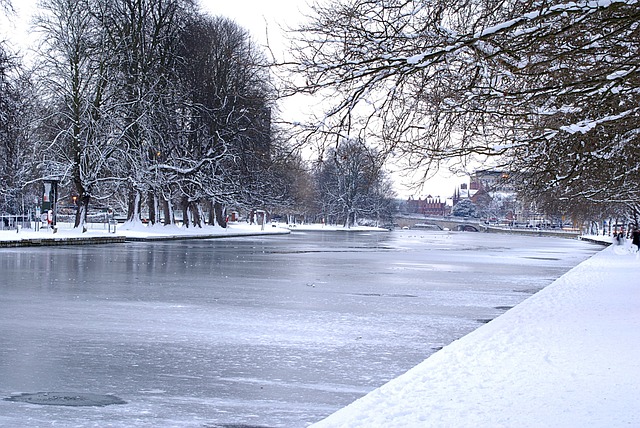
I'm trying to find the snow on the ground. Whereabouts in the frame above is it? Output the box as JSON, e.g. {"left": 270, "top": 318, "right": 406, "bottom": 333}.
{"left": 0, "top": 221, "right": 290, "bottom": 242}
{"left": 286, "top": 223, "right": 389, "bottom": 232}
{"left": 311, "top": 239, "right": 640, "bottom": 428}
{"left": 118, "top": 220, "right": 291, "bottom": 239}
{"left": 0, "top": 222, "right": 391, "bottom": 242}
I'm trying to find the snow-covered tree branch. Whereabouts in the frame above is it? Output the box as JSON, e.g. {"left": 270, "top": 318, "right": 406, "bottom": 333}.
{"left": 288, "top": 0, "right": 639, "bottom": 212}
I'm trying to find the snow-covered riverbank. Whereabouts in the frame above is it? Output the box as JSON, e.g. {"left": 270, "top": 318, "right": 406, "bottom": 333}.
{"left": 311, "top": 240, "right": 639, "bottom": 427}
{"left": 0, "top": 221, "right": 290, "bottom": 245}
{"left": 0, "top": 221, "right": 394, "bottom": 246}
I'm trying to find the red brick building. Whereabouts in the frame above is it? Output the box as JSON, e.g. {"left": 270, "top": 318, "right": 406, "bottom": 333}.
{"left": 406, "top": 195, "right": 449, "bottom": 216}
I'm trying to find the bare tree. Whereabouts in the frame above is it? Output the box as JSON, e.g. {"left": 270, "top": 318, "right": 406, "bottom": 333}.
{"left": 0, "top": 43, "right": 37, "bottom": 215}
{"left": 174, "top": 14, "right": 275, "bottom": 227}
{"left": 96, "top": 0, "right": 192, "bottom": 224}
{"left": 288, "top": 0, "right": 639, "bottom": 210}
{"left": 36, "top": 0, "right": 118, "bottom": 231}
{"left": 264, "top": 143, "right": 318, "bottom": 224}
{"left": 315, "top": 138, "right": 393, "bottom": 227}
{"left": 0, "top": 0, "right": 13, "bottom": 14}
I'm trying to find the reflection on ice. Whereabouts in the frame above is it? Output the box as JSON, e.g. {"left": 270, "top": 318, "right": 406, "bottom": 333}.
{"left": 4, "top": 392, "right": 126, "bottom": 407}
{"left": 0, "top": 231, "right": 600, "bottom": 427}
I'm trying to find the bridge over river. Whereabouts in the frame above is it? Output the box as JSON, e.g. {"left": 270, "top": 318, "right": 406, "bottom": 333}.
{"left": 395, "top": 216, "right": 581, "bottom": 238}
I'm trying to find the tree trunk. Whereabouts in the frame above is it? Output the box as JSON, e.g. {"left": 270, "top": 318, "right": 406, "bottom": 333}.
{"left": 127, "top": 189, "right": 142, "bottom": 223}
{"left": 163, "top": 198, "right": 175, "bottom": 226}
{"left": 206, "top": 200, "right": 214, "bottom": 226}
{"left": 213, "top": 201, "right": 227, "bottom": 228}
{"left": 180, "top": 198, "right": 202, "bottom": 228}
{"left": 344, "top": 211, "right": 355, "bottom": 228}
{"left": 74, "top": 194, "right": 89, "bottom": 232}
{"left": 194, "top": 202, "right": 204, "bottom": 228}
{"left": 181, "top": 197, "right": 190, "bottom": 228}
{"left": 148, "top": 190, "right": 160, "bottom": 225}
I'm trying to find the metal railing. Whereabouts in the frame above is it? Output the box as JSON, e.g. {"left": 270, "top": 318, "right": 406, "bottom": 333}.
{"left": 1, "top": 215, "right": 121, "bottom": 233}
{"left": 0, "top": 215, "right": 36, "bottom": 231}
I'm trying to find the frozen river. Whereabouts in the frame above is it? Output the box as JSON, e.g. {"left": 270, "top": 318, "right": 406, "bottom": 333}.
{"left": 0, "top": 230, "right": 600, "bottom": 427}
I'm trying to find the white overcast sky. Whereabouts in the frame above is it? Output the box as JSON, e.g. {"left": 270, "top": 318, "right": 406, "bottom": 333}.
{"left": 2, "top": 0, "right": 306, "bottom": 52}
{"left": 200, "top": 0, "right": 306, "bottom": 49}
{"left": 0, "top": 0, "right": 466, "bottom": 199}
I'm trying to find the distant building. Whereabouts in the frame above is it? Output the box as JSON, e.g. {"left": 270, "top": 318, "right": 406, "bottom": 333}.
{"left": 453, "top": 169, "right": 538, "bottom": 224}
{"left": 470, "top": 169, "right": 513, "bottom": 193}
{"left": 452, "top": 184, "right": 468, "bottom": 207}
{"left": 405, "top": 195, "right": 449, "bottom": 216}
{"left": 404, "top": 169, "right": 518, "bottom": 219}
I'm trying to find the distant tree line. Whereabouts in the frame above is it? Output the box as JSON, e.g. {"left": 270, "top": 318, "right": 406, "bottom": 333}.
{"left": 312, "top": 139, "right": 395, "bottom": 227}
{"left": 5, "top": 0, "right": 640, "bottom": 230}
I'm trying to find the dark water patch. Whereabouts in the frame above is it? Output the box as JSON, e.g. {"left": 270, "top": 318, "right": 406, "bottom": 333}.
{"left": 514, "top": 288, "right": 543, "bottom": 294}
{"left": 476, "top": 319, "right": 494, "bottom": 324}
{"left": 204, "top": 424, "right": 275, "bottom": 428}
{"left": 269, "top": 246, "right": 394, "bottom": 255}
{"left": 4, "top": 392, "right": 126, "bottom": 407}
{"left": 352, "top": 293, "right": 418, "bottom": 298}
{"left": 495, "top": 306, "right": 514, "bottom": 311}
{"left": 523, "top": 256, "right": 560, "bottom": 261}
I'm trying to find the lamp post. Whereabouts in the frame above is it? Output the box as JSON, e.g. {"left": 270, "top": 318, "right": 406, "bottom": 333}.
{"left": 42, "top": 179, "right": 59, "bottom": 232}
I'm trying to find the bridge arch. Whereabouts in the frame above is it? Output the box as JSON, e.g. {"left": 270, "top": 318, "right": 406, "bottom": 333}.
{"left": 396, "top": 216, "right": 481, "bottom": 232}
{"left": 456, "top": 224, "right": 479, "bottom": 232}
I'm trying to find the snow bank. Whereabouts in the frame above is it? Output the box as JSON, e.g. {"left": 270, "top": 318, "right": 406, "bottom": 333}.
{"left": 1, "top": 221, "right": 391, "bottom": 244}
{"left": 0, "top": 221, "right": 290, "bottom": 243}
{"left": 0, "top": 221, "right": 390, "bottom": 243}
{"left": 286, "top": 223, "right": 389, "bottom": 232}
{"left": 118, "top": 221, "right": 290, "bottom": 240}
{"left": 311, "top": 244, "right": 640, "bottom": 427}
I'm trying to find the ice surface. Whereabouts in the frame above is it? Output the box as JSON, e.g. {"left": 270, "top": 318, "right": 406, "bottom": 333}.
{"left": 0, "top": 231, "right": 600, "bottom": 427}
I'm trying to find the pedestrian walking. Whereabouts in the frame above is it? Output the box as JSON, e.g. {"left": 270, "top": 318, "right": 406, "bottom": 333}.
{"left": 632, "top": 226, "right": 640, "bottom": 252}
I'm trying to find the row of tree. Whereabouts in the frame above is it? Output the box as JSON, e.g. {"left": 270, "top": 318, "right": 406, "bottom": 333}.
{"left": 37, "top": 0, "right": 281, "bottom": 230}
{"left": 0, "top": 0, "right": 397, "bottom": 230}
{"left": 0, "top": 0, "right": 270, "bottom": 228}
{"left": 15, "top": 0, "right": 632, "bottom": 229}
